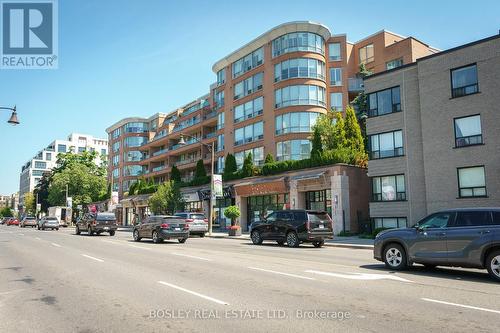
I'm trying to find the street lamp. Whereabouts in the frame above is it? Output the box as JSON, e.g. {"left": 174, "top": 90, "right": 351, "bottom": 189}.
{"left": 0, "top": 106, "right": 19, "bottom": 125}
{"left": 178, "top": 133, "right": 216, "bottom": 235}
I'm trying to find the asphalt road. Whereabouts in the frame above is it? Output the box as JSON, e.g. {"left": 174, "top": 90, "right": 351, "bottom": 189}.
{"left": 1, "top": 224, "right": 499, "bottom": 333}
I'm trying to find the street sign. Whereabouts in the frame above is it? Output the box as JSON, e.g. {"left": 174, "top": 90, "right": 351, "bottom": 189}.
{"left": 66, "top": 197, "right": 72, "bottom": 208}
{"left": 212, "top": 174, "right": 223, "bottom": 198}
{"left": 36, "top": 203, "right": 41, "bottom": 211}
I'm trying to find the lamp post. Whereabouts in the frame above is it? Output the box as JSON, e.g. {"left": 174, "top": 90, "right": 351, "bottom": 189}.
{"left": 0, "top": 106, "right": 19, "bottom": 125}
{"left": 178, "top": 134, "right": 216, "bottom": 235}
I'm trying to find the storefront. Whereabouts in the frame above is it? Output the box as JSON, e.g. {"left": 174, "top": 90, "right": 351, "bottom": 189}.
{"left": 183, "top": 192, "right": 203, "bottom": 212}
{"left": 120, "top": 194, "right": 151, "bottom": 226}
{"left": 197, "top": 186, "right": 235, "bottom": 230}
{"left": 305, "top": 189, "right": 332, "bottom": 216}
{"left": 246, "top": 193, "right": 289, "bottom": 227}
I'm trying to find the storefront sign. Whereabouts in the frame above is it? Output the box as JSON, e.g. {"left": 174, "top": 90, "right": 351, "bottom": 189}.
{"left": 183, "top": 192, "right": 200, "bottom": 202}
{"left": 212, "top": 174, "right": 223, "bottom": 198}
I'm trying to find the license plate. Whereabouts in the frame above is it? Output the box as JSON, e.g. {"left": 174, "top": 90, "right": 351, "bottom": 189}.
{"left": 104, "top": 227, "right": 109, "bottom": 230}
{"left": 318, "top": 224, "right": 324, "bottom": 229}
{"left": 175, "top": 228, "right": 180, "bottom": 231}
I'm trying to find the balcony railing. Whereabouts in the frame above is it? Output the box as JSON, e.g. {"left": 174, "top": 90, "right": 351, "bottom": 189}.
{"left": 152, "top": 148, "right": 168, "bottom": 157}
{"left": 203, "top": 111, "right": 217, "bottom": 120}
{"left": 348, "top": 78, "right": 364, "bottom": 92}
{"left": 152, "top": 165, "right": 166, "bottom": 172}
{"left": 173, "top": 118, "right": 201, "bottom": 133}
{"left": 203, "top": 132, "right": 216, "bottom": 139}
{"left": 176, "top": 158, "right": 198, "bottom": 166}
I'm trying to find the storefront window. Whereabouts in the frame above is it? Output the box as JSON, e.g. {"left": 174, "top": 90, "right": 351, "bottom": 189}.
{"left": 305, "top": 190, "right": 332, "bottom": 216}
{"left": 185, "top": 201, "right": 203, "bottom": 212}
{"left": 214, "top": 198, "right": 233, "bottom": 230}
{"left": 246, "top": 194, "right": 289, "bottom": 230}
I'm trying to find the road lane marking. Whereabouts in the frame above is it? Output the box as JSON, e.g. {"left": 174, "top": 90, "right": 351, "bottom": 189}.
{"left": 305, "top": 270, "right": 413, "bottom": 283}
{"left": 421, "top": 298, "right": 500, "bottom": 314}
{"left": 128, "top": 244, "right": 152, "bottom": 250}
{"left": 81, "top": 254, "right": 104, "bottom": 262}
{"left": 158, "top": 281, "right": 229, "bottom": 305}
{"left": 248, "top": 267, "right": 316, "bottom": 280}
{"left": 35, "top": 237, "right": 41, "bottom": 240}
{"left": 18, "top": 233, "right": 24, "bottom": 236}
{"left": 51, "top": 243, "right": 62, "bottom": 248}
{"left": 172, "top": 253, "right": 211, "bottom": 261}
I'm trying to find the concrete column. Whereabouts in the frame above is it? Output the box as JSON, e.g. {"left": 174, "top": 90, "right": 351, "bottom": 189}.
{"left": 330, "top": 172, "right": 350, "bottom": 234}
{"left": 289, "top": 180, "right": 306, "bottom": 209}
{"left": 236, "top": 195, "right": 248, "bottom": 231}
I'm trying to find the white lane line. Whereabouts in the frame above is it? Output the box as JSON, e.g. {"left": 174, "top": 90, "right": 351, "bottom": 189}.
{"left": 81, "top": 254, "right": 104, "bottom": 262}
{"left": 248, "top": 267, "right": 316, "bottom": 280}
{"left": 35, "top": 237, "right": 41, "bottom": 240}
{"left": 158, "top": 281, "right": 229, "bottom": 305}
{"left": 51, "top": 243, "right": 62, "bottom": 248}
{"left": 128, "top": 244, "right": 152, "bottom": 250}
{"left": 421, "top": 298, "right": 500, "bottom": 314}
{"left": 172, "top": 252, "right": 211, "bottom": 261}
{"left": 305, "top": 270, "right": 413, "bottom": 283}
{"left": 18, "top": 233, "right": 24, "bottom": 236}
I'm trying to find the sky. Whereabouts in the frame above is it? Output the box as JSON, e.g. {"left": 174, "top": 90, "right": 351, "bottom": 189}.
{"left": 0, "top": 0, "right": 498, "bottom": 194}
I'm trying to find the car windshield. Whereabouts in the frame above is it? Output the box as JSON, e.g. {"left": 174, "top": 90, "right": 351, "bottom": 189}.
{"left": 96, "top": 214, "right": 116, "bottom": 221}
{"left": 307, "top": 212, "right": 330, "bottom": 222}
{"left": 46, "top": 217, "right": 58, "bottom": 221}
{"left": 190, "top": 214, "right": 205, "bottom": 219}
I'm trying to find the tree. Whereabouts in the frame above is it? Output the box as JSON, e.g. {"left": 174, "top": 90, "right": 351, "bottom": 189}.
{"left": 194, "top": 159, "right": 207, "bottom": 179}
{"left": 331, "top": 111, "right": 347, "bottom": 151}
{"left": 148, "top": 181, "right": 185, "bottom": 215}
{"left": 241, "top": 153, "right": 254, "bottom": 178}
{"left": 264, "top": 153, "right": 275, "bottom": 164}
{"left": 223, "top": 153, "right": 237, "bottom": 177}
{"left": 24, "top": 192, "right": 36, "bottom": 215}
{"left": 344, "top": 105, "right": 365, "bottom": 154}
{"left": 224, "top": 205, "right": 240, "bottom": 227}
{"left": 34, "top": 171, "right": 52, "bottom": 213}
{"left": 310, "top": 127, "right": 323, "bottom": 161}
{"left": 170, "top": 165, "right": 181, "bottom": 183}
{"left": 0, "top": 207, "right": 13, "bottom": 217}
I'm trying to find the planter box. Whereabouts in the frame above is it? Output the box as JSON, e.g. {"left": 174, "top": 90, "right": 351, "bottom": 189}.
{"left": 228, "top": 228, "right": 242, "bottom": 236}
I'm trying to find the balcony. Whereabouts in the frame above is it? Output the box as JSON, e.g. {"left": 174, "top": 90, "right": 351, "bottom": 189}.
{"left": 173, "top": 117, "right": 201, "bottom": 133}
{"left": 176, "top": 157, "right": 198, "bottom": 166}
{"left": 203, "top": 110, "right": 217, "bottom": 120}
{"left": 152, "top": 148, "right": 168, "bottom": 157}
{"left": 203, "top": 132, "right": 217, "bottom": 139}
{"left": 348, "top": 78, "right": 364, "bottom": 92}
{"left": 152, "top": 165, "right": 166, "bottom": 173}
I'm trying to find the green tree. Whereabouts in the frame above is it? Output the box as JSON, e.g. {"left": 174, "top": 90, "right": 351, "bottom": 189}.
{"left": 310, "top": 126, "right": 323, "bottom": 161}
{"left": 241, "top": 153, "right": 254, "bottom": 178}
{"left": 148, "top": 181, "right": 185, "bottom": 215}
{"left": 34, "top": 171, "right": 51, "bottom": 212}
{"left": 223, "top": 153, "right": 237, "bottom": 177}
{"left": 331, "top": 111, "right": 347, "bottom": 150}
{"left": 224, "top": 205, "right": 240, "bottom": 227}
{"left": 194, "top": 159, "right": 207, "bottom": 179}
{"left": 264, "top": 153, "right": 275, "bottom": 164}
{"left": 344, "top": 105, "right": 365, "bottom": 154}
{"left": 0, "top": 207, "right": 13, "bottom": 217}
{"left": 24, "top": 192, "right": 36, "bottom": 215}
{"left": 170, "top": 165, "right": 181, "bottom": 182}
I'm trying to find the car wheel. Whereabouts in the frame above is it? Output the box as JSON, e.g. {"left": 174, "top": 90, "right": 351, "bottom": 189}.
{"left": 178, "top": 238, "right": 187, "bottom": 243}
{"left": 312, "top": 240, "right": 324, "bottom": 248}
{"left": 276, "top": 240, "right": 285, "bottom": 246}
{"left": 383, "top": 243, "right": 408, "bottom": 270}
{"left": 109, "top": 230, "right": 115, "bottom": 236}
{"left": 286, "top": 232, "right": 299, "bottom": 248}
{"left": 133, "top": 229, "right": 141, "bottom": 242}
{"left": 251, "top": 230, "right": 263, "bottom": 245}
{"left": 152, "top": 231, "right": 161, "bottom": 244}
{"left": 75, "top": 225, "right": 81, "bottom": 235}
{"left": 56, "top": 228, "right": 59, "bottom": 231}
{"left": 486, "top": 250, "right": 500, "bottom": 282}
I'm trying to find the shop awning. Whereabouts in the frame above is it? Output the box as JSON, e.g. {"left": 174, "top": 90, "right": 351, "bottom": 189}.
{"left": 291, "top": 171, "right": 326, "bottom": 182}
{"left": 234, "top": 177, "right": 288, "bottom": 197}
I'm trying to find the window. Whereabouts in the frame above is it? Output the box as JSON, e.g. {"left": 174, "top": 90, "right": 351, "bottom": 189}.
{"left": 124, "top": 151, "right": 143, "bottom": 162}
{"left": 45, "top": 153, "right": 51, "bottom": 161}
{"left": 451, "top": 64, "right": 478, "bottom": 98}
{"left": 276, "top": 140, "right": 311, "bottom": 161}
{"left": 359, "top": 44, "right": 374, "bottom": 64}
{"left": 492, "top": 212, "right": 500, "bottom": 225}
{"left": 112, "top": 168, "right": 120, "bottom": 178}
{"left": 112, "top": 141, "right": 120, "bottom": 153}
{"left": 217, "top": 112, "right": 224, "bottom": 130}
{"left": 217, "top": 156, "right": 225, "bottom": 173}
{"left": 328, "top": 43, "right": 341, "bottom": 61}
{"left": 234, "top": 122, "right": 264, "bottom": 146}
{"left": 232, "top": 47, "right": 264, "bottom": 78}
{"left": 372, "top": 175, "right": 406, "bottom": 201}
{"left": 329, "top": 68, "right": 342, "bottom": 86}
{"left": 34, "top": 161, "right": 46, "bottom": 169}
{"left": 330, "top": 93, "right": 343, "bottom": 111}
{"left": 214, "top": 90, "right": 224, "bottom": 109}
{"left": 217, "top": 134, "right": 224, "bottom": 152}
{"left": 458, "top": 166, "right": 486, "bottom": 198}
{"left": 233, "top": 72, "right": 263, "bottom": 100}
{"left": 57, "top": 144, "right": 66, "bottom": 153}
{"left": 101, "top": 149, "right": 107, "bottom": 156}
{"left": 234, "top": 147, "right": 264, "bottom": 169}
{"left": 112, "top": 154, "right": 120, "bottom": 166}
{"left": 274, "top": 85, "right": 326, "bottom": 108}
{"left": 272, "top": 32, "right": 325, "bottom": 57}
{"left": 274, "top": 58, "right": 325, "bottom": 82}
{"left": 112, "top": 128, "right": 121, "bottom": 139}
{"left": 275, "top": 112, "right": 319, "bottom": 135}
{"left": 417, "top": 213, "right": 453, "bottom": 229}
{"left": 374, "top": 217, "right": 407, "bottom": 229}
{"left": 369, "top": 130, "right": 403, "bottom": 159}
{"left": 123, "top": 165, "right": 144, "bottom": 177}
{"left": 217, "top": 68, "right": 226, "bottom": 85}
{"left": 233, "top": 96, "right": 263, "bottom": 123}
{"left": 124, "top": 136, "right": 147, "bottom": 147}
{"left": 455, "top": 211, "right": 491, "bottom": 227}
{"left": 78, "top": 147, "right": 86, "bottom": 153}
{"left": 32, "top": 170, "right": 44, "bottom": 176}
{"left": 386, "top": 58, "right": 403, "bottom": 70}
{"left": 124, "top": 122, "right": 148, "bottom": 133}
{"left": 454, "top": 115, "right": 482, "bottom": 147}
{"left": 368, "top": 87, "right": 401, "bottom": 117}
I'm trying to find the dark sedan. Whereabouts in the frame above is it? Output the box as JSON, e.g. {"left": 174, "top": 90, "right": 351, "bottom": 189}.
{"left": 133, "top": 215, "right": 189, "bottom": 244}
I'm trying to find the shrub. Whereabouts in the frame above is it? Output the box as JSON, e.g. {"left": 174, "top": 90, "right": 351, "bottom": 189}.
{"left": 224, "top": 205, "right": 240, "bottom": 226}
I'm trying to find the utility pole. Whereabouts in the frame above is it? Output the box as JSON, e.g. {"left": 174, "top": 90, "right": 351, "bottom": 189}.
{"left": 209, "top": 141, "right": 215, "bottom": 236}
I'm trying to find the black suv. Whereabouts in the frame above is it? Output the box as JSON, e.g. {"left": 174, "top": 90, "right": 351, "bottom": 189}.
{"left": 374, "top": 208, "right": 500, "bottom": 281}
{"left": 133, "top": 215, "right": 189, "bottom": 244}
{"left": 250, "top": 210, "right": 333, "bottom": 248}
{"left": 76, "top": 212, "right": 117, "bottom": 236}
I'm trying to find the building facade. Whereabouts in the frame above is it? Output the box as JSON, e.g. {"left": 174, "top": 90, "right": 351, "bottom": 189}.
{"left": 365, "top": 34, "right": 500, "bottom": 229}
{"left": 19, "top": 133, "right": 108, "bottom": 207}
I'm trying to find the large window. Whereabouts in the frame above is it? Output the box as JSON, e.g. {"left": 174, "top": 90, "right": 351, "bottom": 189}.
{"left": 275, "top": 85, "right": 326, "bottom": 108}
{"left": 451, "top": 64, "right": 478, "bottom": 98}
{"left": 458, "top": 166, "right": 486, "bottom": 198}
{"left": 217, "top": 68, "right": 226, "bottom": 85}
{"left": 455, "top": 211, "right": 491, "bottom": 227}
{"left": 112, "top": 128, "right": 121, "bottom": 139}
{"left": 232, "top": 47, "right": 264, "bottom": 78}
{"left": 233, "top": 72, "right": 263, "bottom": 100}
{"left": 112, "top": 168, "right": 120, "bottom": 178}
{"left": 234, "top": 121, "right": 264, "bottom": 146}
{"left": 234, "top": 96, "right": 263, "bottom": 123}
{"left": 124, "top": 151, "right": 144, "bottom": 162}
{"left": 214, "top": 90, "right": 224, "bottom": 109}
{"left": 368, "top": 86, "right": 401, "bottom": 117}
{"left": 112, "top": 141, "right": 120, "bottom": 153}
{"left": 328, "top": 43, "right": 341, "bottom": 61}
{"left": 454, "top": 115, "right": 482, "bottom": 147}
{"left": 330, "top": 93, "right": 343, "bottom": 111}
{"left": 275, "top": 112, "right": 319, "bottom": 135}
{"left": 373, "top": 217, "right": 407, "bottom": 229}
{"left": 124, "top": 122, "right": 148, "bottom": 133}
{"left": 272, "top": 32, "right": 325, "bottom": 57}
{"left": 372, "top": 175, "right": 406, "bottom": 201}
{"left": 45, "top": 153, "right": 52, "bottom": 161}
{"left": 217, "top": 112, "right": 224, "bottom": 130}
{"left": 217, "top": 134, "right": 224, "bottom": 152}
{"left": 124, "top": 136, "right": 147, "bottom": 147}
{"left": 369, "top": 130, "right": 403, "bottom": 159}
{"left": 386, "top": 58, "right": 403, "bottom": 70}
{"left": 329, "top": 68, "right": 342, "bottom": 86}
{"left": 123, "top": 165, "right": 144, "bottom": 177}
{"left": 112, "top": 154, "right": 120, "bottom": 166}
{"left": 276, "top": 140, "right": 311, "bottom": 161}
{"left": 274, "top": 58, "right": 325, "bottom": 82}
{"left": 57, "top": 144, "right": 66, "bottom": 153}
{"left": 235, "top": 147, "right": 264, "bottom": 168}
{"left": 34, "top": 161, "right": 46, "bottom": 169}
{"left": 359, "top": 44, "right": 374, "bottom": 64}
{"left": 217, "top": 156, "right": 224, "bottom": 174}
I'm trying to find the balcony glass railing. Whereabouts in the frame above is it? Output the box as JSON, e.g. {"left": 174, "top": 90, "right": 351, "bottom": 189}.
{"left": 203, "top": 111, "right": 217, "bottom": 120}
{"left": 204, "top": 132, "right": 216, "bottom": 139}
{"left": 152, "top": 165, "right": 166, "bottom": 172}
{"left": 176, "top": 158, "right": 197, "bottom": 166}
{"left": 152, "top": 148, "right": 168, "bottom": 157}
{"left": 348, "top": 78, "right": 364, "bottom": 92}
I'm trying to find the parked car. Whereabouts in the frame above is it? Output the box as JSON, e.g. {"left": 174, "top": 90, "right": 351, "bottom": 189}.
{"left": 20, "top": 216, "right": 37, "bottom": 228}
{"left": 374, "top": 208, "right": 500, "bottom": 281}
{"left": 250, "top": 210, "right": 334, "bottom": 248}
{"left": 38, "top": 216, "right": 59, "bottom": 230}
{"left": 76, "top": 212, "right": 117, "bottom": 236}
{"left": 1, "top": 217, "right": 11, "bottom": 225}
{"left": 6, "top": 218, "right": 19, "bottom": 226}
{"left": 174, "top": 212, "right": 208, "bottom": 237}
{"left": 133, "top": 215, "right": 189, "bottom": 244}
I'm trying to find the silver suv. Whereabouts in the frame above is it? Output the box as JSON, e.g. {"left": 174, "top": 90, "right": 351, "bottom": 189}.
{"left": 374, "top": 208, "right": 500, "bottom": 281}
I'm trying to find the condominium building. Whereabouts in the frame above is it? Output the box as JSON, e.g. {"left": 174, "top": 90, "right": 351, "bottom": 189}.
{"left": 0, "top": 195, "right": 10, "bottom": 209}
{"left": 108, "top": 21, "right": 438, "bottom": 231}
{"left": 19, "top": 133, "right": 108, "bottom": 207}
{"left": 365, "top": 34, "right": 500, "bottom": 229}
